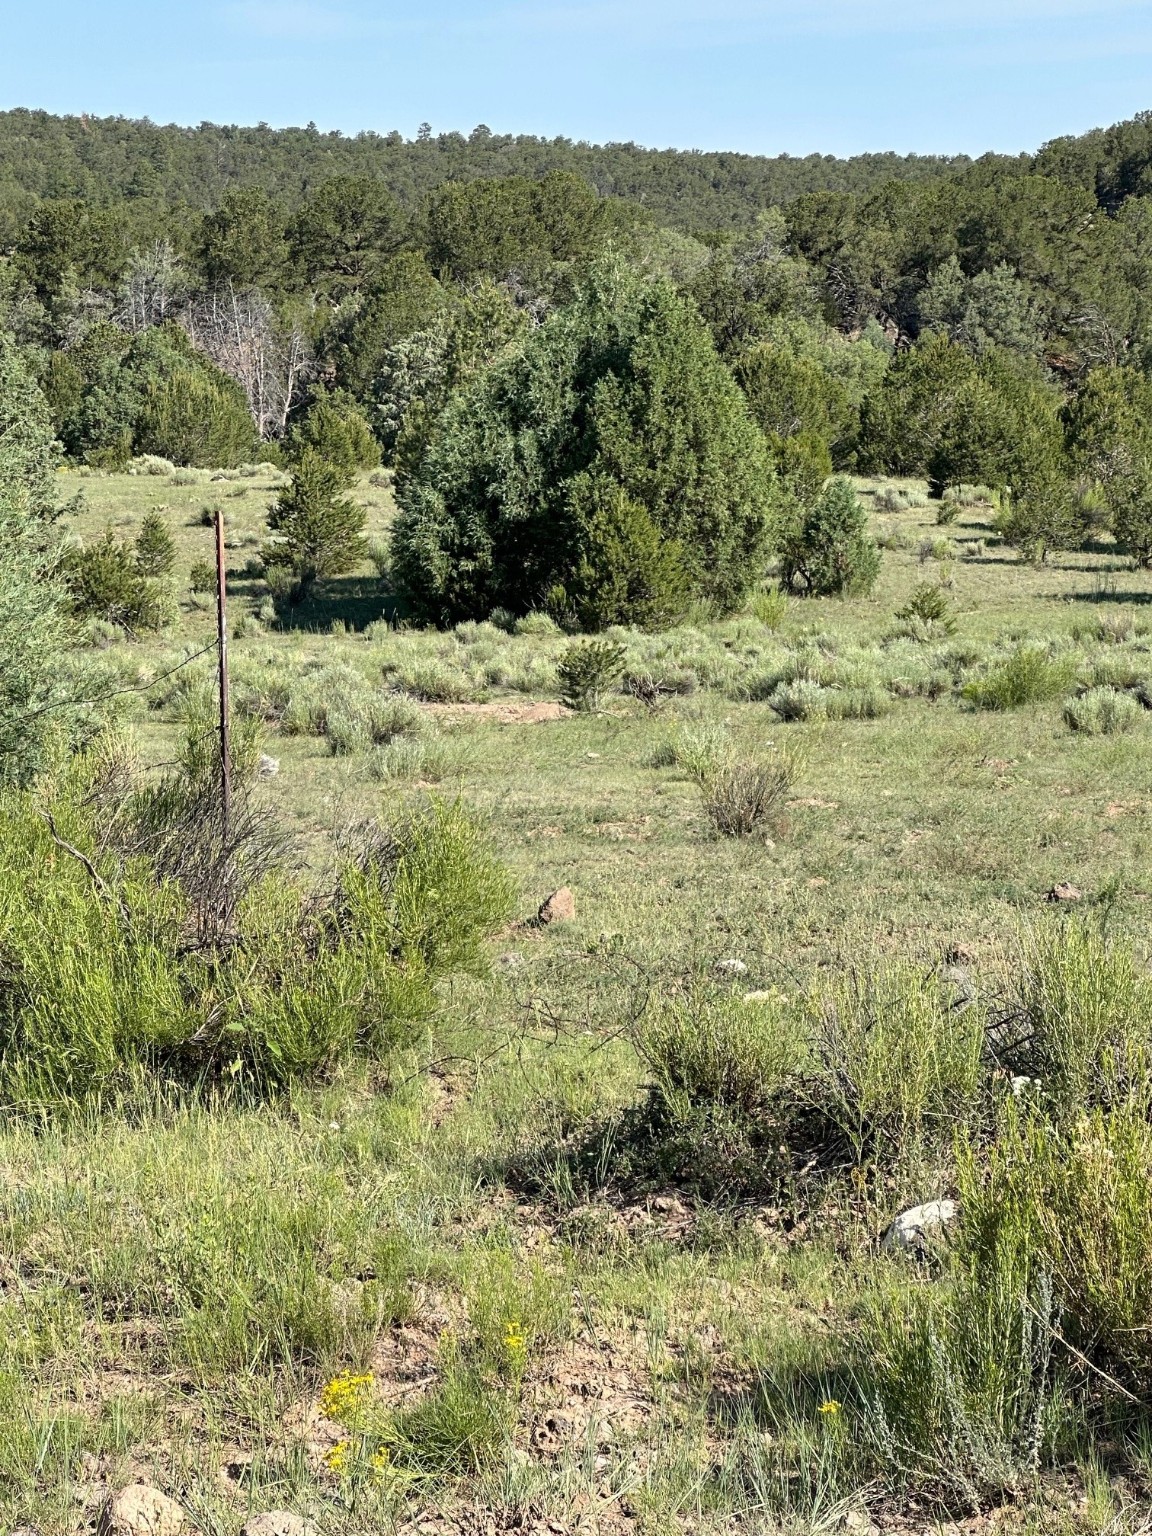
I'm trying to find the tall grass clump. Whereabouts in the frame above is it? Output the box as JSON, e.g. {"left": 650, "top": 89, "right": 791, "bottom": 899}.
{"left": 994, "top": 924, "right": 1152, "bottom": 1115}
{"left": 700, "top": 747, "right": 798, "bottom": 837}
{"left": 813, "top": 961, "right": 983, "bottom": 1163}
{"left": 0, "top": 742, "right": 514, "bottom": 1111}
{"left": 962, "top": 648, "right": 1076, "bottom": 710}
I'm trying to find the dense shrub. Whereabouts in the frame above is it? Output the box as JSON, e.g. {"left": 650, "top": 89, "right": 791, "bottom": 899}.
{"left": 961, "top": 647, "right": 1075, "bottom": 709}
{"left": 392, "top": 261, "right": 779, "bottom": 627}
{"left": 556, "top": 638, "right": 626, "bottom": 711}
{"left": 62, "top": 532, "right": 168, "bottom": 631}
{"left": 288, "top": 389, "right": 381, "bottom": 472}
{"left": 1063, "top": 684, "right": 1140, "bottom": 735}
{"left": 136, "top": 366, "right": 258, "bottom": 468}
{"left": 778, "top": 477, "right": 881, "bottom": 596}
{"left": 0, "top": 751, "right": 515, "bottom": 1110}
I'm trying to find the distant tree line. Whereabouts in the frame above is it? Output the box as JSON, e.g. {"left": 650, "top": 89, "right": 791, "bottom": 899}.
{"left": 5, "top": 106, "right": 1152, "bottom": 638}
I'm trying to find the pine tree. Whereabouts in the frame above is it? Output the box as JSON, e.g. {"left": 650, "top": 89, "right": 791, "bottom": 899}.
{"left": 264, "top": 448, "right": 368, "bottom": 592}
{"left": 134, "top": 509, "right": 176, "bottom": 576}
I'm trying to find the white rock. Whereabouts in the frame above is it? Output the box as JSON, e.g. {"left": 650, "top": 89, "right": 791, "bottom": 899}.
{"left": 882, "top": 1199, "right": 959, "bottom": 1251}
{"left": 714, "top": 958, "right": 748, "bottom": 977}
{"left": 100, "top": 1485, "right": 187, "bottom": 1536}
{"left": 241, "top": 1514, "right": 317, "bottom": 1536}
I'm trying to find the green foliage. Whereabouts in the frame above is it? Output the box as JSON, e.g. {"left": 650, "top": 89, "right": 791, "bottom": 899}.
{"left": 0, "top": 331, "right": 68, "bottom": 785}
{"left": 961, "top": 647, "right": 1076, "bottom": 709}
{"left": 61, "top": 532, "right": 167, "bottom": 632}
{"left": 1063, "top": 684, "right": 1140, "bottom": 735}
{"left": 553, "top": 474, "right": 690, "bottom": 632}
{"left": 735, "top": 344, "right": 850, "bottom": 445}
{"left": 288, "top": 390, "right": 380, "bottom": 473}
{"left": 0, "top": 756, "right": 514, "bottom": 1111}
{"left": 894, "top": 582, "right": 957, "bottom": 638}
{"left": 556, "top": 639, "right": 626, "bottom": 711}
{"left": 1063, "top": 366, "right": 1152, "bottom": 564}
{"left": 265, "top": 449, "right": 368, "bottom": 592}
{"left": 860, "top": 333, "right": 1066, "bottom": 502}
{"left": 288, "top": 174, "right": 406, "bottom": 296}
{"left": 420, "top": 170, "right": 625, "bottom": 286}
{"left": 778, "top": 476, "right": 881, "bottom": 597}
{"left": 133, "top": 509, "right": 175, "bottom": 577}
{"left": 136, "top": 366, "right": 258, "bottom": 469}
{"left": 813, "top": 961, "right": 983, "bottom": 1162}
{"left": 393, "top": 262, "right": 778, "bottom": 625}
{"left": 639, "top": 992, "right": 808, "bottom": 1118}
{"left": 700, "top": 751, "right": 797, "bottom": 838}
{"left": 198, "top": 186, "right": 287, "bottom": 287}
{"left": 326, "top": 250, "right": 446, "bottom": 397}
{"left": 749, "top": 585, "right": 789, "bottom": 629}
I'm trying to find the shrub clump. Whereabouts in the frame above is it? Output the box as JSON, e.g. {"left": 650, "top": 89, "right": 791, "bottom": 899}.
{"left": 0, "top": 746, "right": 515, "bottom": 1111}
{"left": 1062, "top": 685, "right": 1140, "bottom": 735}
{"left": 62, "top": 532, "right": 169, "bottom": 632}
{"left": 962, "top": 647, "right": 1076, "bottom": 710}
{"left": 556, "top": 638, "right": 627, "bottom": 712}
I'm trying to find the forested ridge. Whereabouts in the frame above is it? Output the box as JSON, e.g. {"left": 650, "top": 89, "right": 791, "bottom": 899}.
{"left": 7, "top": 103, "right": 1152, "bottom": 630}
{"left": 0, "top": 106, "right": 980, "bottom": 235}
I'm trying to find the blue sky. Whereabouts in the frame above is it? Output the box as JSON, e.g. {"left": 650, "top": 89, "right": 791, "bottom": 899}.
{"left": 1, "top": 0, "right": 1150, "bottom": 157}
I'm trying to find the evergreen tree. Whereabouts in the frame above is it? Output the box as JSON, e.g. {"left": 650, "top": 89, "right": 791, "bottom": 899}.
{"left": 288, "top": 390, "right": 380, "bottom": 473}
{"left": 778, "top": 476, "right": 881, "bottom": 597}
{"left": 136, "top": 366, "right": 258, "bottom": 468}
{"left": 264, "top": 448, "right": 368, "bottom": 591}
{"left": 134, "top": 509, "right": 176, "bottom": 576}
{"left": 392, "top": 262, "right": 778, "bottom": 627}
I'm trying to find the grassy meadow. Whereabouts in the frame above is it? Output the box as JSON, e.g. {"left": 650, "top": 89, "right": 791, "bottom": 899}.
{"left": 7, "top": 467, "right": 1152, "bottom": 1534}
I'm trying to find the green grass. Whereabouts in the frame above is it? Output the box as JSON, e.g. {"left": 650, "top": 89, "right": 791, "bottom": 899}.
{"left": 5, "top": 470, "right": 1152, "bottom": 1531}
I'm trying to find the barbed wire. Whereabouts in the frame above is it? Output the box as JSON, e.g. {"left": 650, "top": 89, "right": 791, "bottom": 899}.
{"left": 14, "top": 641, "right": 219, "bottom": 730}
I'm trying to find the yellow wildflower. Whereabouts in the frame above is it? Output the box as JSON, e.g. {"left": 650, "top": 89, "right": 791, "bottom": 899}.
{"left": 818, "top": 1399, "right": 842, "bottom": 1415}
{"left": 370, "top": 1444, "right": 393, "bottom": 1483}
{"left": 320, "top": 1370, "right": 373, "bottom": 1422}
{"left": 324, "top": 1438, "right": 350, "bottom": 1473}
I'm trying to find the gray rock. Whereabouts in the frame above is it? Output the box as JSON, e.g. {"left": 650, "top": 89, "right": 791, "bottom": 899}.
{"left": 882, "top": 1199, "right": 959, "bottom": 1252}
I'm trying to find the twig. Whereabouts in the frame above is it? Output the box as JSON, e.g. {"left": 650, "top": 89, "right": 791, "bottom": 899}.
{"left": 41, "top": 811, "right": 133, "bottom": 931}
{"left": 1025, "top": 1300, "right": 1149, "bottom": 1407}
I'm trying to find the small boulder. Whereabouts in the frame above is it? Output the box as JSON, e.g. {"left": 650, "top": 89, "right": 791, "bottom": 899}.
{"left": 882, "top": 1199, "right": 959, "bottom": 1252}
{"left": 241, "top": 1515, "right": 317, "bottom": 1536}
{"left": 538, "top": 886, "right": 576, "bottom": 924}
{"left": 258, "top": 754, "right": 280, "bottom": 778}
{"left": 100, "top": 1485, "right": 187, "bottom": 1536}
{"left": 714, "top": 957, "right": 748, "bottom": 977}
{"left": 1046, "top": 881, "right": 1082, "bottom": 902}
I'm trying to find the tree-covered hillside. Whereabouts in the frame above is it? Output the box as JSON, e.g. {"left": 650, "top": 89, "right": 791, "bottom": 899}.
{"left": 0, "top": 108, "right": 979, "bottom": 235}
